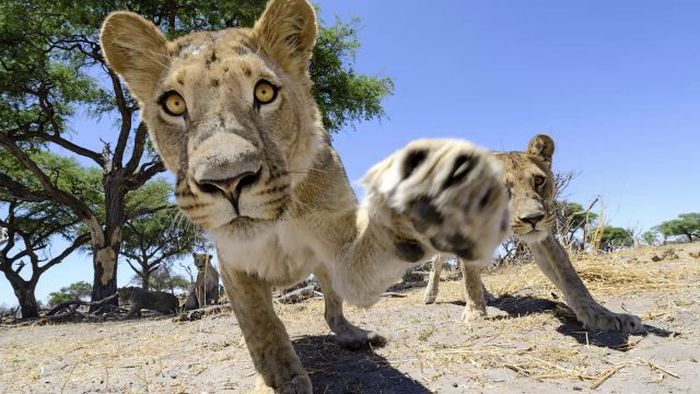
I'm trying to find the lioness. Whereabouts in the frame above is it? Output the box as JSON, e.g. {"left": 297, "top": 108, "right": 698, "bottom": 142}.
{"left": 424, "top": 135, "right": 643, "bottom": 333}
{"left": 184, "top": 253, "right": 221, "bottom": 310}
{"left": 100, "top": 1, "right": 510, "bottom": 391}
{"left": 118, "top": 286, "right": 179, "bottom": 319}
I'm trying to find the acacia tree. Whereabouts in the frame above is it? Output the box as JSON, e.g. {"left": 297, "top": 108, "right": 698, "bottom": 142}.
{"left": 0, "top": 200, "right": 90, "bottom": 318}
{"left": 0, "top": 1, "right": 392, "bottom": 304}
{"left": 641, "top": 230, "right": 659, "bottom": 246}
{"left": 121, "top": 183, "right": 202, "bottom": 291}
{"left": 47, "top": 281, "right": 92, "bottom": 307}
{"left": 131, "top": 263, "right": 191, "bottom": 294}
{"left": 656, "top": 213, "right": 700, "bottom": 243}
{"left": 0, "top": 151, "right": 98, "bottom": 318}
{"left": 597, "top": 226, "right": 634, "bottom": 251}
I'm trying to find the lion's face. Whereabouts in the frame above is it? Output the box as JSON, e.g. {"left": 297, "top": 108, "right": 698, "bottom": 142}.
{"left": 193, "top": 253, "right": 213, "bottom": 271}
{"left": 117, "top": 286, "right": 136, "bottom": 300}
{"left": 100, "top": 0, "right": 322, "bottom": 234}
{"left": 495, "top": 135, "right": 556, "bottom": 243}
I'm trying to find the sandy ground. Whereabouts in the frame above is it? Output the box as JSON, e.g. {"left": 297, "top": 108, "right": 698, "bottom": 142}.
{"left": 1, "top": 243, "right": 699, "bottom": 394}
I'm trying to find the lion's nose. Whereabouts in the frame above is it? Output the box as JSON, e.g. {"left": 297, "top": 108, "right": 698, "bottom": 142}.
{"left": 196, "top": 168, "right": 261, "bottom": 195}
{"left": 519, "top": 212, "right": 545, "bottom": 227}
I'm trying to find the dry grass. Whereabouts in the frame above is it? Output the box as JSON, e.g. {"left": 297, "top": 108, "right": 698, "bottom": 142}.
{"left": 486, "top": 245, "right": 700, "bottom": 298}
{"left": 1, "top": 243, "right": 698, "bottom": 393}
{"left": 372, "top": 243, "right": 699, "bottom": 388}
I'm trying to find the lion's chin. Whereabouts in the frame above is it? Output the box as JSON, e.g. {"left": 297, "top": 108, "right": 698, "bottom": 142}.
{"left": 516, "top": 229, "right": 549, "bottom": 243}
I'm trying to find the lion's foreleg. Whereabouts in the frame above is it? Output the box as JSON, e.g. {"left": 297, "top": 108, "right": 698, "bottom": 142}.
{"left": 460, "top": 259, "right": 488, "bottom": 323}
{"left": 221, "top": 269, "right": 311, "bottom": 393}
{"left": 314, "top": 266, "right": 386, "bottom": 349}
{"left": 423, "top": 254, "right": 445, "bottom": 304}
{"left": 526, "top": 234, "right": 643, "bottom": 333}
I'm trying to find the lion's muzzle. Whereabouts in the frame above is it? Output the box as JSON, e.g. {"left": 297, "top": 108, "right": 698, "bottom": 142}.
{"left": 190, "top": 133, "right": 263, "bottom": 214}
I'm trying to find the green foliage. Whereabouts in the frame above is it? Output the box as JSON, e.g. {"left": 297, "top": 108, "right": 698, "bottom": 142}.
{"left": 1, "top": 0, "right": 392, "bottom": 298}
{"left": 121, "top": 204, "right": 201, "bottom": 267}
{"left": 641, "top": 230, "right": 658, "bottom": 246}
{"left": 598, "top": 226, "right": 634, "bottom": 250}
{"left": 48, "top": 281, "right": 92, "bottom": 306}
{"left": 310, "top": 17, "right": 394, "bottom": 132}
{"left": 0, "top": 150, "right": 97, "bottom": 252}
{"left": 1, "top": 1, "right": 391, "bottom": 134}
{"left": 121, "top": 180, "right": 203, "bottom": 288}
{"left": 655, "top": 213, "right": 700, "bottom": 242}
{"left": 558, "top": 201, "right": 598, "bottom": 234}
{"left": 0, "top": 149, "right": 102, "bottom": 208}
{"left": 140, "top": 265, "right": 191, "bottom": 294}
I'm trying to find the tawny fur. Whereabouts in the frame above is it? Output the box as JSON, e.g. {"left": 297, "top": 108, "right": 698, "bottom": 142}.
{"left": 423, "top": 135, "right": 644, "bottom": 334}
{"left": 184, "top": 253, "right": 221, "bottom": 310}
{"left": 100, "top": 1, "right": 510, "bottom": 392}
{"left": 117, "top": 286, "right": 179, "bottom": 319}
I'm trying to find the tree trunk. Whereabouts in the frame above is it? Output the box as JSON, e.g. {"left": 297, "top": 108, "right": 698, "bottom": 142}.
{"left": 90, "top": 243, "right": 119, "bottom": 311}
{"left": 16, "top": 286, "right": 39, "bottom": 319}
{"left": 89, "top": 174, "right": 126, "bottom": 311}
{"left": 141, "top": 270, "right": 150, "bottom": 292}
{"left": 1, "top": 269, "right": 39, "bottom": 319}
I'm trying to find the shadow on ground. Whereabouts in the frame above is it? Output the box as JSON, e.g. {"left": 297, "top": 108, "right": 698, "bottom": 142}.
{"left": 293, "top": 335, "right": 431, "bottom": 394}
{"left": 446, "top": 293, "right": 677, "bottom": 351}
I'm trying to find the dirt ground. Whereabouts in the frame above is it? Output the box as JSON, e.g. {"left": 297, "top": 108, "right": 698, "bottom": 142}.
{"left": 1, "top": 243, "right": 699, "bottom": 394}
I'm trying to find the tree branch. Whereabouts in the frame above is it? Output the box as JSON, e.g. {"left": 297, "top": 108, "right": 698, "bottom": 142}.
{"left": 124, "top": 122, "right": 149, "bottom": 175}
{"left": 0, "top": 135, "right": 95, "bottom": 221}
{"left": 125, "top": 161, "right": 166, "bottom": 191}
{"left": 109, "top": 69, "right": 133, "bottom": 167}
{"left": 126, "top": 259, "right": 142, "bottom": 275}
{"left": 39, "top": 233, "right": 90, "bottom": 273}
{"left": 0, "top": 172, "right": 50, "bottom": 202}
{"left": 125, "top": 204, "right": 169, "bottom": 221}
{"left": 24, "top": 131, "right": 104, "bottom": 167}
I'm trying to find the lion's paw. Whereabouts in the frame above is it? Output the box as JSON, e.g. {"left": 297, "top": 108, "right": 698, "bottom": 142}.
{"left": 254, "top": 373, "right": 312, "bottom": 394}
{"left": 576, "top": 304, "right": 645, "bottom": 334}
{"left": 363, "top": 139, "right": 510, "bottom": 263}
{"left": 461, "top": 307, "right": 488, "bottom": 324}
{"left": 335, "top": 327, "right": 387, "bottom": 350}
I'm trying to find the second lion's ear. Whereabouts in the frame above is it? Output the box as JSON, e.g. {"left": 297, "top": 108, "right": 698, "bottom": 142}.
{"left": 251, "top": 0, "right": 317, "bottom": 77}
{"left": 100, "top": 11, "right": 169, "bottom": 103}
{"left": 526, "top": 134, "right": 555, "bottom": 167}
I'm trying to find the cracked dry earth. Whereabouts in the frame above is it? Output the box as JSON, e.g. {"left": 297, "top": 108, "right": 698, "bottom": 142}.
{"left": 1, "top": 243, "right": 699, "bottom": 393}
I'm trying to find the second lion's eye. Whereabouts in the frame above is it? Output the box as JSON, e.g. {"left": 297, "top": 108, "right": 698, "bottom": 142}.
{"left": 533, "top": 175, "right": 546, "bottom": 188}
{"left": 160, "top": 91, "right": 187, "bottom": 116}
{"left": 254, "top": 80, "right": 278, "bottom": 105}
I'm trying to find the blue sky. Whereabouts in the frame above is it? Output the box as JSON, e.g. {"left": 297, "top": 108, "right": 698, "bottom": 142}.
{"left": 2, "top": 0, "right": 699, "bottom": 307}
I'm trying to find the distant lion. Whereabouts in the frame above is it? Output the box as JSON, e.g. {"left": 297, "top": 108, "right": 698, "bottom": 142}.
{"left": 424, "top": 135, "right": 643, "bottom": 333}
{"left": 184, "top": 253, "right": 221, "bottom": 310}
{"left": 118, "top": 287, "right": 179, "bottom": 319}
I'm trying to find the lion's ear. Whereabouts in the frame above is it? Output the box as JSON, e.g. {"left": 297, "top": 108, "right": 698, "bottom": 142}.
{"left": 251, "top": 0, "right": 317, "bottom": 77}
{"left": 100, "top": 11, "right": 169, "bottom": 103}
{"left": 526, "top": 134, "right": 555, "bottom": 167}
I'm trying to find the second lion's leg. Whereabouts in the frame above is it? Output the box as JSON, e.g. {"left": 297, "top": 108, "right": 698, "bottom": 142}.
{"left": 526, "top": 234, "right": 644, "bottom": 333}
{"left": 221, "top": 269, "right": 311, "bottom": 394}
{"left": 423, "top": 254, "right": 444, "bottom": 304}
{"left": 460, "top": 259, "right": 488, "bottom": 323}
{"left": 314, "top": 266, "right": 387, "bottom": 349}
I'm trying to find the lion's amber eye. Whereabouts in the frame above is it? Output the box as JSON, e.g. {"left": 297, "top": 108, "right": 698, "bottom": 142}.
{"left": 254, "top": 80, "right": 278, "bottom": 105}
{"left": 533, "top": 175, "right": 546, "bottom": 188}
{"left": 161, "top": 92, "right": 187, "bottom": 116}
